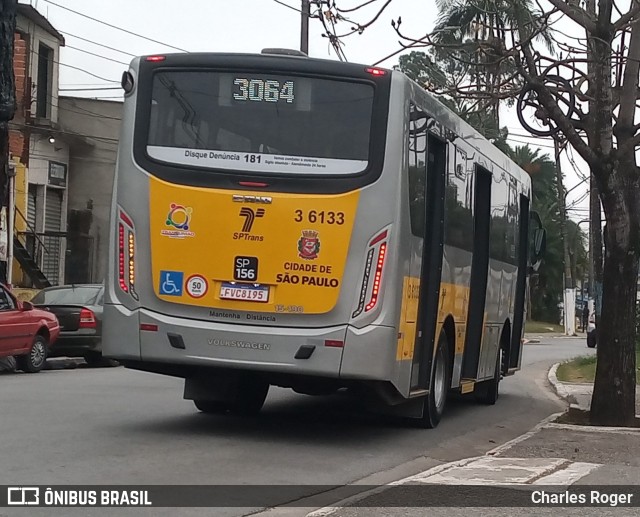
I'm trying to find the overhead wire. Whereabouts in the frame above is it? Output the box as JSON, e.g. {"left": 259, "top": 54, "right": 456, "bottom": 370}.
{"left": 63, "top": 44, "right": 130, "bottom": 67}
{"left": 9, "top": 121, "right": 120, "bottom": 144}
{"left": 271, "top": 0, "right": 305, "bottom": 14}
{"left": 42, "top": 0, "right": 189, "bottom": 52}
{"left": 60, "top": 31, "right": 136, "bottom": 58}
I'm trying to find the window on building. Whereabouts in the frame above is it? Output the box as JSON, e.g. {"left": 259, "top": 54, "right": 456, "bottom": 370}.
{"left": 36, "top": 43, "right": 53, "bottom": 118}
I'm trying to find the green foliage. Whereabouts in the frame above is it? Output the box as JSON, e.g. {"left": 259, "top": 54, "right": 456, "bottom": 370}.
{"left": 397, "top": 50, "right": 506, "bottom": 142}
{"left": 505, "top": 146, "right": 587, "bottom": 323}
{"left": 557, "top": 353, "right": 640, "bottom": 384}
{"left": 396, "top": 6, "right": 586, "bottom": 325}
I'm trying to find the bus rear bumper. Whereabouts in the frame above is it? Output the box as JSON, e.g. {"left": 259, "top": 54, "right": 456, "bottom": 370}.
{"left": 103, "top": 305, "right": 398, "bottom": 383}
{"left": 105, "top": 305, "right": 345, "bottom": 378}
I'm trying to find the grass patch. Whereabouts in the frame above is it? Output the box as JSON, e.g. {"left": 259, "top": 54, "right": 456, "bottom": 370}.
{"left": 556, "top": 351, "right": 640, "bottom": 384}
{"left": 525, "top": 320, "right": 564, "bottom": 333}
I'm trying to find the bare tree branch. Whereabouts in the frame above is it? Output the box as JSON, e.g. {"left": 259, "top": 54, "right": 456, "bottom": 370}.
{"left": 613, "top": 1, "right": 640, "bottom": 30}
{"left": 546, "top": 0, "right": 598, "bottom": 33}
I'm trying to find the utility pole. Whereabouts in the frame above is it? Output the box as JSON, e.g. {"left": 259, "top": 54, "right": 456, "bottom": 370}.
{"left": 300, "top": 0, "right": 310, "bottom": 55}
{"left": 0, "top": 0, "right": 18, "bottom": 285}
{"left": 554, "top": 137, "right": 576, "bottom": 336}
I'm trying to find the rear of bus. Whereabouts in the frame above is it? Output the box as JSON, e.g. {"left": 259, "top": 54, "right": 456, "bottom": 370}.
{"left": 104, "top": 51, "right": 405, "bottom": 406}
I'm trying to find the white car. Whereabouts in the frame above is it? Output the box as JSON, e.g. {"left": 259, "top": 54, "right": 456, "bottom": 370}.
{"left": 587, "top": 314, "right": 597, "bottom": 348}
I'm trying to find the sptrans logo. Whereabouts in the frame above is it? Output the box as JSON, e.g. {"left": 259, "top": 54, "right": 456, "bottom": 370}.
{"left": 161, "top": 203, "right": 195, "bottom": 238}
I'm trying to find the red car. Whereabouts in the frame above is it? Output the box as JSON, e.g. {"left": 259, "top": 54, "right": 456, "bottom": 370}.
{"left": 0, "top": 284, "right": 60, "bottom": 373}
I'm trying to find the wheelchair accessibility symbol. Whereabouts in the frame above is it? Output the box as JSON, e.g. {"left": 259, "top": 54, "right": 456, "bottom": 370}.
{"left": 159, "top": 271, "right": 184, "bottom": 296}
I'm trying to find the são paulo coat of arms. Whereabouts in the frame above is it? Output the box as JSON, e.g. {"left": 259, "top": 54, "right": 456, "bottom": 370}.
{"left": 298, "top": 230, "right": 320, "bottom": 260}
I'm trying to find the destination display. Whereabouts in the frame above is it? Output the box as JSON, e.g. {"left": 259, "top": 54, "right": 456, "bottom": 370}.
{"left": 147, "top": 71, "right": 374, "bottom": 175}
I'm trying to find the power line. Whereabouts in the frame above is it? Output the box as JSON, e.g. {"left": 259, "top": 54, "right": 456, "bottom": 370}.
{"left": 59, "top": 87, "right": 121, "bottom": 92}
{"left": 42, "top": 0, "right": 189, "bottom": 53}
{"left": 60, "top": 31, "right": 136, "bottom": 58}
{"left": 272, "top": 0, "right": 304, "bottom": 14}
{"left": 56, "top": 59, "right": 118, "bottom": 83}
{"left": 60, "top": 82, "right": 120, "bottom": 87}
{"left": 63, "top": 44, "right": 129, "bottom": 66}
{"left": 506, "top": 136, "right": 556, "bottom": 150}
{"left": 8, "top": 121, "right": 119, "bottom": 144}
{"left": 29, "top": 45, "right": 120, "bottom": 83}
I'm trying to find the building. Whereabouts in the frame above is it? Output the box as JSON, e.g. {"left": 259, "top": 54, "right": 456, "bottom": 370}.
{"left": 9, "top": 4, "right": 68, "bottom": 287}
{"left": 8, "top": 5, "right": 121, "bottom": 288}
{"left": 58, "top": 97, "right": 122, "bottom": 284}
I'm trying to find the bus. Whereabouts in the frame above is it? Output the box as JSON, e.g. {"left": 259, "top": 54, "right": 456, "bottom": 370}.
{"left": 104, "top": 49, "right": 545, "bottom": 428}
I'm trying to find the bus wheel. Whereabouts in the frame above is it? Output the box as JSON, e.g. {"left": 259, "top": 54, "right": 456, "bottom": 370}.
{"left": 476, "top": 350, "right": 501, "bottom": 405}
{"left": 194, "top": 400, "right": 229, "bottom": 414}
{"left": 418, "top": 330, "right": 450, "bottom": 429}
{"left": 229, "top": 377, "right": 270, "bottom": 416}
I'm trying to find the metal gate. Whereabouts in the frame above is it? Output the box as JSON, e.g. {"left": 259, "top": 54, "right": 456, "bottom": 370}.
{"left": 27, "top": 187, "right": 36, "bottom": 227}
{"left": 26, "top": 186, "right": 37, "bottom": 259}
{"left": 42, "top": 188, "right": 63, "bottom": 285}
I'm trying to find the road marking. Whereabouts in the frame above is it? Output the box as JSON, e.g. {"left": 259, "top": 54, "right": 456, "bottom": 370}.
{"left": 542, "top": 422, "right": 640, "bottom": 434}
{"left": 305, "top": 456, "right": 601, "bottom": 516}
{"left": 403, "top": 457, "right": 570, "bottom": 485}
{"left": 533, "top": 461, "right": 600, "bottom": 484}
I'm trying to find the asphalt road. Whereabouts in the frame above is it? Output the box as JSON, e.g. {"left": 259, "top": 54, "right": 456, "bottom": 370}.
{"left": 0, "top": 335, "right": 593, "bottom": 517}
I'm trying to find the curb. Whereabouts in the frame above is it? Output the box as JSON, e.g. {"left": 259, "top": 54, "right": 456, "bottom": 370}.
{"left": 44, "top": 357, "right": 85, "bottom": 370}
{"left": 547, "top": 362, "right": 578, "bottom": 406}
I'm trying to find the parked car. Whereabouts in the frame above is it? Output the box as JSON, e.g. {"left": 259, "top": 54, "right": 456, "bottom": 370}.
{"left": 587, "top": 314, "right": 597, "bottom": 348}
{"left": 0, "top": 283, "right": 60, "bottom": 373}
{"left": 31, "top": 284, "right": 110, "bottom": 366}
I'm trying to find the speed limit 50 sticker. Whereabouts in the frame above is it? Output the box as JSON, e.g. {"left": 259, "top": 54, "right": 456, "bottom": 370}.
{"left": 186, "top": 275, "right": 208, "bottom": 298}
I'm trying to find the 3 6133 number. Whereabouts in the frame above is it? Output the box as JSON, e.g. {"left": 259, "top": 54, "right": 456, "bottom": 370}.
{"left": 294, "top": 210, "right": 345, "bottom": 225}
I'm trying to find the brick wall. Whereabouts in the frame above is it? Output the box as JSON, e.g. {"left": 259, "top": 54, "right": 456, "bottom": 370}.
{"left": 10, "top": 32, "right": 29, "bottom": 164}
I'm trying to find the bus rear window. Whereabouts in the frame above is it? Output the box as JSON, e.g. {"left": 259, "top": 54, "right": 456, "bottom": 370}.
{"left": 146, "top": 71, "right": 375, "bottom": 175}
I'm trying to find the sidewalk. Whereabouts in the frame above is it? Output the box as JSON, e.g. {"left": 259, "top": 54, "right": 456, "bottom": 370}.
{"left": 305, "top": 366, "right": 640, "bottom": 515}
{"left": 548, "top": 362, "right": 640, "bottom": 415}
{"left": 523, "top": 332, "right": 587, "bottom": 344}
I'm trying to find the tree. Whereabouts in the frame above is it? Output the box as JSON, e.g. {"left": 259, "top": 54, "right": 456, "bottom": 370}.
{"left": 397, "top": 50, "right": 506, "bottom": 141}
{"left": 508, "top": 145, "right": 563, "bottom": 323}
{"left": 319, "top": 0, "right": 639, "bottom": 425}
{"left": 431, "top": 0, "right": 548, "bottom": 128}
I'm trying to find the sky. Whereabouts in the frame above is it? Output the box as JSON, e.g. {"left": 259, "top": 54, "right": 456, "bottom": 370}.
{"left": 20, "top": 0, "right": 590, "bottom": 224}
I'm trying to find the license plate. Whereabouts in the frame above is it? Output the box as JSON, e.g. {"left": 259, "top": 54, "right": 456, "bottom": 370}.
{"left": 220, "top": 283, "right": 269, "bottom": 303}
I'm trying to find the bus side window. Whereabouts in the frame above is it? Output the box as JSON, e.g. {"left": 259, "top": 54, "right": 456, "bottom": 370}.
{"left": 445, "top": 146, "right": 473, "bottom": 251}
{"left": 408, "top": 103, "right": 427, "bottom": 236}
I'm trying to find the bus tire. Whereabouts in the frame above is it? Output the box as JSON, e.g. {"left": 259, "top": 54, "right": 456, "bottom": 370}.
{"left": 194, "top": 400, "right": 229, "bottom": 414}
{"left": 229, "top": 377, "right": 270, "bottom": 416}
{"left": 417, "top": 330, "right": 450, "bottom": 429}
{"left": 476, "top": 350, "right": 501, "bottom": 405}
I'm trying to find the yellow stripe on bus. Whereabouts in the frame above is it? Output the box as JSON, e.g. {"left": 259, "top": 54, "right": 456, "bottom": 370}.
{"left": 397, "top": 279, "right": 470, "bottom": 361}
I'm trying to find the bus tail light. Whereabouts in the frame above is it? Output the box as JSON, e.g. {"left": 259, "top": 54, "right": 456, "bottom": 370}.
{"left": 118, "top": 209, "right": 138, "bottom": 300}
{"left": 366, "top": 242, "right": 387, "bottom": 312}
{"left": 128, "top": 230, "right": 139, "bottom": 300}
{"left": 352, "top": 229, "right": 388, "bottom": 318}
{"left": 365, "top": 67, "right": 387, "bottom": 76}
{"left": 118, "top": 223, "right": 128, "bottom": 294}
